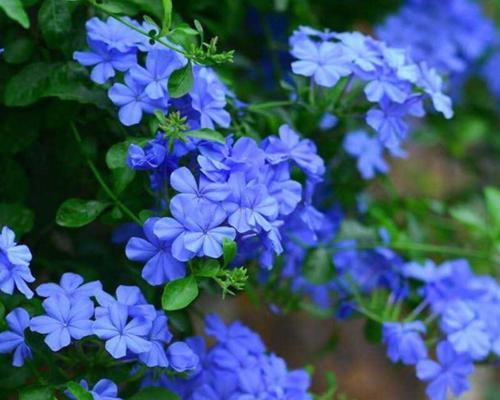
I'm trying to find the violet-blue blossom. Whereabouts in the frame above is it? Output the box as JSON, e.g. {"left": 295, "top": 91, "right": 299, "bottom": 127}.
{"left": 343, "top": 130, "right": 390, "bottom": 179}
{"left": 263, "top": 124, "right": 325, "bottom": 178}
{"left": 30, "top": 294, "right": 94, "bottom": 351}
{"left": 138, "top": 313, "right": 172, "bottom": 367}
{"left": 129, "top": 49, "right": 187, "bottom": 100}
{"left": 416, "top": 341, "right": 474, "bottom": 400}
{"left": 291, "top": 39, "right": 352, "bottom": 87}
{"left": 382, "top": 321, "right": 427, "bottom": 365}
{"left": 73, "top": 39, "right": 137, "bottom": 84}
{"left": 126, "top": 217, "right": 186, "bottom": 286}
{"left": 167, "top": 341, "right": 199, "bottom": 372}
{"left": 93, "top": 303, "right": 152, "bottom": 359}
{"left": 36, "top": 272, "right": 102, "bottom": 302}
{"left": 154, "top": 199, "right": 236, "bottom": 261}
{"left": 0, "top": 308, "right": 32, "bottom": 367}
{"left": 95, "top": 285, "right": 156, "bottom": 321}
{"left": 108, "top": 74, "right": 166, "bottom": 126}
{"left": 0, "top": 226, "right": 34, "bottom": 299}
{"left": 440, "top": 301, "right": 491, "bottom": 360}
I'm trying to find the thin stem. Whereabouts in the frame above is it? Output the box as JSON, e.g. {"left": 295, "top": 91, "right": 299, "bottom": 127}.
{"left": 247, "top": 100, "right": 296, "bottom": 111}
{"left": 70, "top": 123, "right": 142, "bottom": 225}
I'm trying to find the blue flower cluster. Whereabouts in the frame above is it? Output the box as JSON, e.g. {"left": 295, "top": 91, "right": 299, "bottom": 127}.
{"left": 380, "top": 258, "right": 500, "bottom": 400}
{"left": 75, "top": 17, "right": 231, "bottom": 128}
{"left": 289, "top": 27, "right": 453, "bottom": 150}
{"left": 144, "top": 314, "right": 312, "bottom": 400}
{"left": 0, "top": 233, "right": 199, "bottom": 376}
{"left": 125, "top": 124, "right": 326, "bottom": 284}
{"left": 376, "top": 0, "right": 495, "bottom": 75}
{"left": 66, "top": 379, "right": 121, "bottom": 400}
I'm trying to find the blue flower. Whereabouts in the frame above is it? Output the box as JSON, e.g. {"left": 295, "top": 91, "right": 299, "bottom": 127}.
{"left": 36, "top": 272, "right": 102, "bottom": 302}
{"left": 0, "top": 308, "right": 32, "bottom": 367}
{"left": 108, "top": 74, "right": 166, "bottom": 126}
{"left": 93, "top": 303, "right": 152, "bottom": 359}
{"left": 126, "top": 217, "right": 186, "bottom": 286}
{"left": 224, "top": 173, "right": 279, "bottom": 233}
{"left": 154, "top": 199, "right": 236, "bottom": 261}
{"left": 263, "top": 124, "right": 325, "bottom": 178}
{"left": 95, "top": 285, "right": 156, "bottom": 321}
{"left": 67, "top": 379, "right": 121, "bottom": 400}
{"left": 337, "top": 32, "right": 382, "bottom": 72}
{"left": 260, "top": 164, "right": 302, "bottom": 216}
{"left": 129, "top": 49, "right": 187, "bottom": 99}
{"left": 416, "top": 341, "right": 474, "bottom": 400}
{"left": 86, "top": 17, "right": 140, "bottom": 53}
{"left": 73, "top": 39, "right": 137, "bottom": 84}
{"left": 189, "top": 67, "right": 231, "bottom": 129}
{"left": 363, "top": 67, "right": 410, "bottom": 104}
{"left": 170, "top": 167, "right": 231, "bottom": 206}
{"left": 138, "top": 313, "right": 172, "bottom": 367}
{"left": 417, "top": 63, "right": 453, "bottom": 119}
{"left": 291, "top": 39, "right": 352, "bottom": 87}
{"left": 366, "top": 97, "right": 421, "bottom": 150}
{"left": 127, "top": 142, "right": 166, "bottom": 170}
{"left": 343, "top": 130, "right": 390, "bottom": 179}
{"left": 382, "top": 321, "right": 427, "bottom": 365}
{"left": 440, "top": 301, "right": 491, "bottom": 360}
{"left": 167, "top": 341, "right": 199, "bottom": 372}
{"left": 30, "top": 294, "right": 94, "bottom": 351}
{"left": 0, "top": 226, "right": 34, "bottom": 299}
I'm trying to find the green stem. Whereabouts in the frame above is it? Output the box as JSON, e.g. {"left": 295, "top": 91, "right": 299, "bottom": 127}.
{"left": 246, "top": 100, "right": 296, "bottom": 111}
{"left": 70, "top": 123, "right": 142, "bottom": 225}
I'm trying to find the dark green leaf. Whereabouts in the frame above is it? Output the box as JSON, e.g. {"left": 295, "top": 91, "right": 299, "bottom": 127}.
{"left": 0, "top": 110, "right": 39, "bottom": 155}
{"left": 67, "top": 382, "right": 93, "bottom": 400}
{"left": 303, "top": 247, "right": 333, "bottom": 284}
{"left": 106, "top": 142, "right": 129, "bottom": 169}
{"left": 19, "top": 387, "right": 52, "bottom": 400}
{"left": 0, "top": 158, "right": 29, "bottom": 202}
{"left": 4, "top": 62, "right": 108, "bottom": 107}
{"left": 168, "top": 62, "right": 193, "bottom": 98}
{"left": 129, "top": 387, "right": 179, "bottom": 400}
{"left": 56, "top": 199, "right": 110, "bottom": 228}
{"left": 3, "top": 37, "right": 34, "bottom": 64}
{"left": 168, "top": 24, "right": 198, "bottom": 49}
{"left": 0, "top": 0, "right": 30, "bottom": 28}
{"left": 162, "top": 276, "right": 199, "bottom": 311}
{"left": 38, "top": 0, "right": 71, "bottom": 47}
{"left": 0, "top": 203, "right": 34, "bottom": 236}
{"left": 112, "top": 168, "right": 135, "bottom": 194}
{"left": 183, "top": 129, "right": 225, "bottom": 144}
{"left": 222, "top": 238, "right": 237, "bottom": 267}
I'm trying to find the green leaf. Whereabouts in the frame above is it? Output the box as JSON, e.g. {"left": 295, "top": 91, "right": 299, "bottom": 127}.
{"left": 38, "top": 0, "right": 71, "bottom": 47}
{"left": 0, "top": 203, "right": 34, "bottom": 236}
{"left": 450, "top": 205, "right": 487, "bottom": 234}
{"left": 183, "top": 129, "right": 225, "bottom": 144}
{"left": 303, "top": 247, "right": 333, "bottom": 284}
{"left": 56, "top": 199, "right": 110, "bottom": 228}
{"left": 167, "top": 24, "right": 199, "bottom": 49}
{"left": 484, "top": 187, "right": 500, "bottom": 232}
{"left": 222, "top": 238, "right": 237, "bottom": 267}
{"left": 195, "top": 259, "right": 220, "bottom": 278}
{"left": 162, "top": 276, "right": 199, "bottom": 311}
{"left": 160, "top": 0, "right": 172, "bottom": 35}
{"left": 106, "top": 142, "right": 129, "bottom": 169}
{"left": 3, "top": 37, "right": 35, "bottom": 64}
{"left": 129, "top": 387, "right": 179, "bottom": 400}
{"left": 0, "top": 0, "right": 30, "bottom": 28}
{"left": 66, "top": 382, "right": 93, "bottom": 400}
{"left": 168, "top": 62, "right": 193, "bottom": 98}
{"left": 19, "top": 387, "right": 52, "bottom": 400}
{"left": 112, "top": 168, "right": 135, "bottom": 194}
{"left": 4, "top": 62, "right": 108, "bottom": 107}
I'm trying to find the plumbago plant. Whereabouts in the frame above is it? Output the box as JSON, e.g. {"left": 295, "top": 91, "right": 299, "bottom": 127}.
{"left": 0, "top": 0, "right": 499, "bottom": 399}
